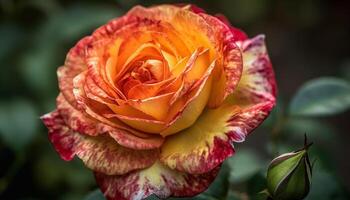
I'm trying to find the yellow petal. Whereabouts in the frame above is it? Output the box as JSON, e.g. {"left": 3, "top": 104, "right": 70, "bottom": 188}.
{"left": 105, "top": 38, "right": 123, "bottom": 87}
{"left": 118, "top": 116, "right": 166, "bottom": 134}
{"left": 160, "top": 104, "right": 240, "bottom": 174}
{"left": 161, "top": 75, "right": 212, "bottom": 136}
{"left": 129, "top": 92, "right": 174, "bottom": 121}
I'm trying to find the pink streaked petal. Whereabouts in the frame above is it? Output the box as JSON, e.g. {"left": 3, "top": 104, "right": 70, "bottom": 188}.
{"left": 58, "top": 36, "right": 93, "bottom": 108}
{"left": 227, "top": 36, "right": 277, "bottom": 139}
{"left": 41, "top": 110, "right": 159, "bottom": 175}
{"left": 74, "top": 134, "right": 159, "bottom": 175}
{"left": 41, "top": 111, "right": 78, "bottom": 161}
{"left": 57, "top": 93, "right": 100, "bottom": 136}
{"left": 95, "top": 161, "right": 220, "bottom": 200}
{"left": 227, "top": 101, "right": 275, "bottom": 140}
{"left": 198, "top": 13, "right": 243, "bottom": 107}
{"left": 229, "top": 34, "right": 277, "bottom": 105}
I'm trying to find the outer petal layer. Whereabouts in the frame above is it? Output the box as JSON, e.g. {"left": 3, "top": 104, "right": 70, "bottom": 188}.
{"left": 41, "top": 111, "right": 159, "bottom": 175}
{"left": 57, "top": 93, "right": 164, "bottom": 150}
{"left": 95, "top": 161, "right": 219, "bottom": 200}
{"left": 230, "top": 35, "right": 277, "bottom": 104}
{"left": 58, "top": 36, "right": 92, "bottom": 107}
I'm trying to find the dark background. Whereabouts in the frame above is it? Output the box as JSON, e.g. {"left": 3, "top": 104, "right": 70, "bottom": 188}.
{"left": 0, "top": 0, "right": 350, "bottom": 199}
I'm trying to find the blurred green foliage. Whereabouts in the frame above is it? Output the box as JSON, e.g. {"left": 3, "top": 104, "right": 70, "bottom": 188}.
{"left": 289, "top": 77, "right": 350, "bottom": 117}
{"left": 0, "top": 0, "right": 350, "bottom": 200}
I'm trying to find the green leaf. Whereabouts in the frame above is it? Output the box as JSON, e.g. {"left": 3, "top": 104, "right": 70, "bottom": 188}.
{"left": 84, "top": 189, "right": 105, "bottom": 200}
{"left": 289, "top": 77, "right": 350, "bottom": 116}
{"left": 0, "top": 99, "right": 38, "bottom": 151}
{"left": 227, "top": 148, "right": 264, "bottom": 183}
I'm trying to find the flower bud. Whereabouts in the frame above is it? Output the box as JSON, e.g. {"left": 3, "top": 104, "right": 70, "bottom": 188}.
{"left": 266, "top": 139, "right": 312, "bottom": 200}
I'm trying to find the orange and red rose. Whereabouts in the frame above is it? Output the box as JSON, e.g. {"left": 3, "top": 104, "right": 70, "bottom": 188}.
{"left": 41, "top": 4, "right": 276, "bottom": 200}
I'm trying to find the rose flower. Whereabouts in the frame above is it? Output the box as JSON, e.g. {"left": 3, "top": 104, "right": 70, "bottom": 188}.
{"left": 41, "top": 4, "right": 276, "bottom": 200}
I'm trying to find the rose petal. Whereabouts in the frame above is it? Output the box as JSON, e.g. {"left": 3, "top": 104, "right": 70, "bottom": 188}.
{"left": 74, "top": 134, "right": 159, "bottom": 175}
{"left": 58, "top": 93, "right": 165, "bottom": 149}
{"left": 107, "top": 103, "right": 157, "bottom": 120}
{"left": 128, "top": 92, "right": 174, "bottom": 121}
{"left": 41, "top": 110, "right": 159, "bottom": 175}
{"left": 130, "top": 6, "right": 243, "bottom": 108}
{"left": 41, "top": 111, "right": 79, "bottom": 161}
{"left": 84, "top": 73, "right": 117, "bottom": 105}
{"left": 71, "top": 72, "right": 165, "bottom": 149}
{"left": 116, "top": 42, "right": 163, "bottom": 81}
{"left": 95, "top": 161, "right": 219, "bottom": 200}
{"left": 127, "top": 5, "right": 217, "bottom": 59}
{"left": 160, "top": 104, "right": 239, "bottom": 174}
{"left": 170, "top": 8, "right": 217, "bottom": 58}
{"left": 87, "top": 63, "right": 120, "bottom": 99}
{"left": 114, "top": 114, "right": 167, "bottom": 134}
{"left": 159, "top": 35, "right": 276, "bottom": 174}
{"left": 169, "top": 48, "right": 211, "bottom": 105}
{"left": 58, "top": 37, "right": 92, "bottom": 108}
{"left": 105, "top": 38, "right": 122, "bottom": 89}
{"left": 160, "top": 100, "right": 274, "bottom": 174}
{"left": 127, "top": 78, "right": 176, "bottom": 99}
{"left": 198, "top": 13, "right": 243, "bottom": 107}
{"left": 57, "top": 93, "right": 100, "bottom": 136}
{"left": 227, "top": 35, "right": 277, "bottom": 105}
{"left": 160, "top": 62, "right": 214, "bottom": 136}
